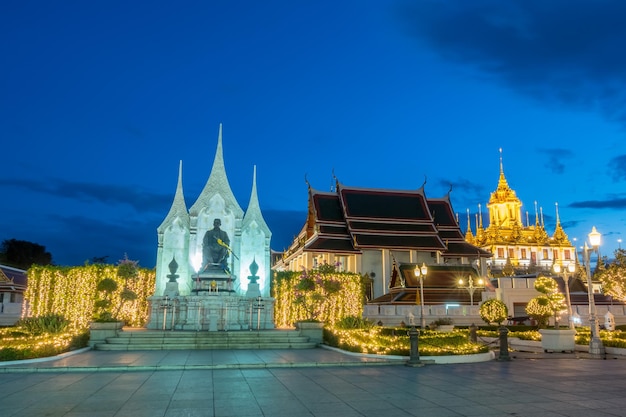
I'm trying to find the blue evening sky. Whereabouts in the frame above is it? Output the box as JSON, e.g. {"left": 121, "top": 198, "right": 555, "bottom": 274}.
{"left": 2, "top": 1, "right": 625, "bottom": 267}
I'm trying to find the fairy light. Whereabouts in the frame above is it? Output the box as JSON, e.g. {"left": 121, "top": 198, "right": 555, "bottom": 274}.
{"left": 324, "top": 327, "right": 489, "bottom": 356}
{"left": 23, "top": 264, "right": 155, "bottom": 329}
{"left": 273, "top": 267, "right": 364, "bottom": 327}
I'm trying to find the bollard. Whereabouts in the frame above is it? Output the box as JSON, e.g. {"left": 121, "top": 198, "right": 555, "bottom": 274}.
{"left": 469, "top": 323, "right": 477, "bottom": 343}
{"left": 406, "top": 326, "right": 424, "bottom": 367}
{"left": 497, "top": 325, "right": 511, "bottom": 361}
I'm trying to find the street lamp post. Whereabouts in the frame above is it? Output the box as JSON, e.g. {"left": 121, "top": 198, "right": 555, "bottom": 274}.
{"left": 582, "top": 226, "right": 605, "bottom": 357}
{"left": 553, "top": 262, "right": 575, "bottom": 329}
{"left": 414, "top": 263, "right": 428, "bottom": 329}
{"left": 457, "top": 275, "right": 484, "bottom": 306}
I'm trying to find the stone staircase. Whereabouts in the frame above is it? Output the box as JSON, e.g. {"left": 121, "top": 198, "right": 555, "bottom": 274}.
{"left": 94, "top": 328, "right": 318, "bottom": 351}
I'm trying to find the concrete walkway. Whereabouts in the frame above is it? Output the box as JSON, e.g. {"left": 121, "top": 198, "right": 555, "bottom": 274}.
{"left": 0, "top": 347, "right": 625, "bottom": 416}
{"left": 0, "top": 347, "right": 405, "bottom": 373}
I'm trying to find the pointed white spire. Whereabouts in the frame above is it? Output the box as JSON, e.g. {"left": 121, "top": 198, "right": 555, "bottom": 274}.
{"left": 177, "top": 160, "right": 183, "bottom": 194}
{"left": 208, "top": 123, "right": 226, "bottom": 187}
{"left": 243, "top": 165, "right": 270, "bottom": 234}
{"left": 157, "top": 160, "right": 189, "bottom": 233}
{"left": 190, "top": 124, "right": 243, "bottom": 218}
{"left": 248, "top": 165, "right": 260, "bottom": 212}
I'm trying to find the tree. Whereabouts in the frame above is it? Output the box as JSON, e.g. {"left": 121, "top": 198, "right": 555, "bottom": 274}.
{"left": 526, "top": 276, "right": 566, "bottom": 328}
{"left": 597, "top": 249, "right": 626, "bottom": 301}
{"left": 0, "top": 239, "right": 53, "bottom": 269}
{"left": 93, "top": 255, "right": 140, "bottom": 322}
{"left": 525, "top": 296, "right": 553, "bottom": 328}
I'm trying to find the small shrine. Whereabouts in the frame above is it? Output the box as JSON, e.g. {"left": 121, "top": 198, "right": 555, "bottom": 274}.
{"left": 145, "top": 124, "right": 274, "bottom": 331}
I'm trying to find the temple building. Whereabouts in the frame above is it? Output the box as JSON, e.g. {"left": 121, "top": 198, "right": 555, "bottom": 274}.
{"left": 0, "top": 264, "right": 26, "bottom": 326}
{"left": 465, "top": 151, "right": 576, "bottom": 275}
{"left": 272, "top": 178, "right": 491, "bottom": 308}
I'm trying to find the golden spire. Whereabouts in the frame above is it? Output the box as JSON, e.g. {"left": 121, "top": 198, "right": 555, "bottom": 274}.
{"left": 498, "top": 147, "right": 507, "bottom": 187}
{"left": 552, "top": 202, "right": 570, "bottom": 244}
{"left": 465, "top": 208, "right": 475, "bottom": 244}
{"left": 487, "top": 149, "right": 523, "bottom": 229}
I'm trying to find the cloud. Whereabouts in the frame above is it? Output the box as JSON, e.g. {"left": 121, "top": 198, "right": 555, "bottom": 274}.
{"left": 537, "top": 148, "right": 574, "bottom": 174}
{"left": 437, "top": 177, "right": 488, "bottom": 209}
{"left": 1, "top": 203, "right": 306, "bottom": 266}
{"left": 48, "top": 214, "right": 158, "bottom": 266}
{"left": 399, "top": 0, "right": 626, "bottom": 124}
{"left": 568, "top": 196, "right": 626, "bottom": 210}
{"left": 0, "top": 177, "right": 171, "bottom": 212}
{"left": 608, "top": 154, "right": 626, "bottom": 181}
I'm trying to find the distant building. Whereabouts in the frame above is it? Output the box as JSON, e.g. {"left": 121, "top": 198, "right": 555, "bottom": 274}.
{"left": 464, "top": 151, "right": 620, "bottom": 324}
{"left": 272, "top": 178, "right": 491, "bottom": 305}
{"left": 465, "top": 151, "right": 576, "bottom": 274}
{"left": 0, "top": 264, "right": 26, "bottom": 326}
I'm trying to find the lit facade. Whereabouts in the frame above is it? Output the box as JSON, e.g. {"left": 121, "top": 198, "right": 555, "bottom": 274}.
{"left": 465, "top": 153, "right": 576, "bottom": 274}
{"left": 0, "top": 264, "right": 26, "bottom": 326}
{"left": 273, "top": 179, "right": 491, "bottom": 301}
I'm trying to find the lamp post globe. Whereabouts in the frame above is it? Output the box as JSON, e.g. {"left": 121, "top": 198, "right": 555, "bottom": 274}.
{"left": 584, "top": 226, "right": 605, "bottom": 357}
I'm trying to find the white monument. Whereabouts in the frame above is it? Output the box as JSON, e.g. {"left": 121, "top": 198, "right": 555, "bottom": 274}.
{"left": 146, "top": 124, "right": 274, "bottom": 331}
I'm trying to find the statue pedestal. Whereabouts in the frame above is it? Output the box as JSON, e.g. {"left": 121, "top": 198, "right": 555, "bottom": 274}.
{"left": 246, "top": 282, "right": 261, "bottom": 299}
{"left": 164, "top": 281, "right": 179, "bottom": 298}
{"left": 192, "top": 271, "right": 235, "bottom": 294}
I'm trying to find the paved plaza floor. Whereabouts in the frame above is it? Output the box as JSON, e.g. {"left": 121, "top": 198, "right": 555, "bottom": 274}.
{"left": 0, "top": 348, "right": 625, "bottom": 416}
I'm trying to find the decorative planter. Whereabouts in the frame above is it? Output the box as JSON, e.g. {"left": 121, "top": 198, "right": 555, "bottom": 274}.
{"left": 539, "top": 328, "right": 576, "bottom": 353}
{"left": 296, "top": 321, "right": 324, "bottom": 345}
{"left": 89, "top": 321, "right": 124, "bottom": 347}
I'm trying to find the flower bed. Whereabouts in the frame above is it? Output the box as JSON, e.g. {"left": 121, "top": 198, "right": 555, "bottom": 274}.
{"left": 0, "top": 327, "right": 88, "bottom": 361}
{"left": 324, "top": 326, "right": 489, "bottom": 356}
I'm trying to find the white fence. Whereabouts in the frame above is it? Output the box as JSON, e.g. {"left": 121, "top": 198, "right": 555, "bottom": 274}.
{"left": 363, "top": 303, "right": 626, "bottom": 328}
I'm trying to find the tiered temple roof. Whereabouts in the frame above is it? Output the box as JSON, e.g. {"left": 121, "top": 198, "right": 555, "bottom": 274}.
{"left": 298, "top": 180, "right": 490, "bottom": 258}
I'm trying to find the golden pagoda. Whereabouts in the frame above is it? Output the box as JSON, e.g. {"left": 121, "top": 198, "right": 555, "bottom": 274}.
{"left": 470, "top": 149, "right": 576, "bottom": 274}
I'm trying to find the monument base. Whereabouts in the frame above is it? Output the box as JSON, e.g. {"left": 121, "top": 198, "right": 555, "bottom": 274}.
{"left": 146, "top": 294, "right": 275, "bottom": 331}
{"left": 191, "top": 271, "right": 235, "bottom": 294}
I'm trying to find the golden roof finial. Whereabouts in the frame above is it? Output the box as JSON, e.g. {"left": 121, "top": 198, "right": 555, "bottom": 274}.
{"left": 497, "top": 148, "right": 508, "bottom": 190}
{"left": 552, "top": 201, "right": 570, "bottom": 244}
{"left": 555, "top": 202, "right": 560, "bottom": 226}
{"left": 465, "top": 208, "right": 475, "bottom": 243}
